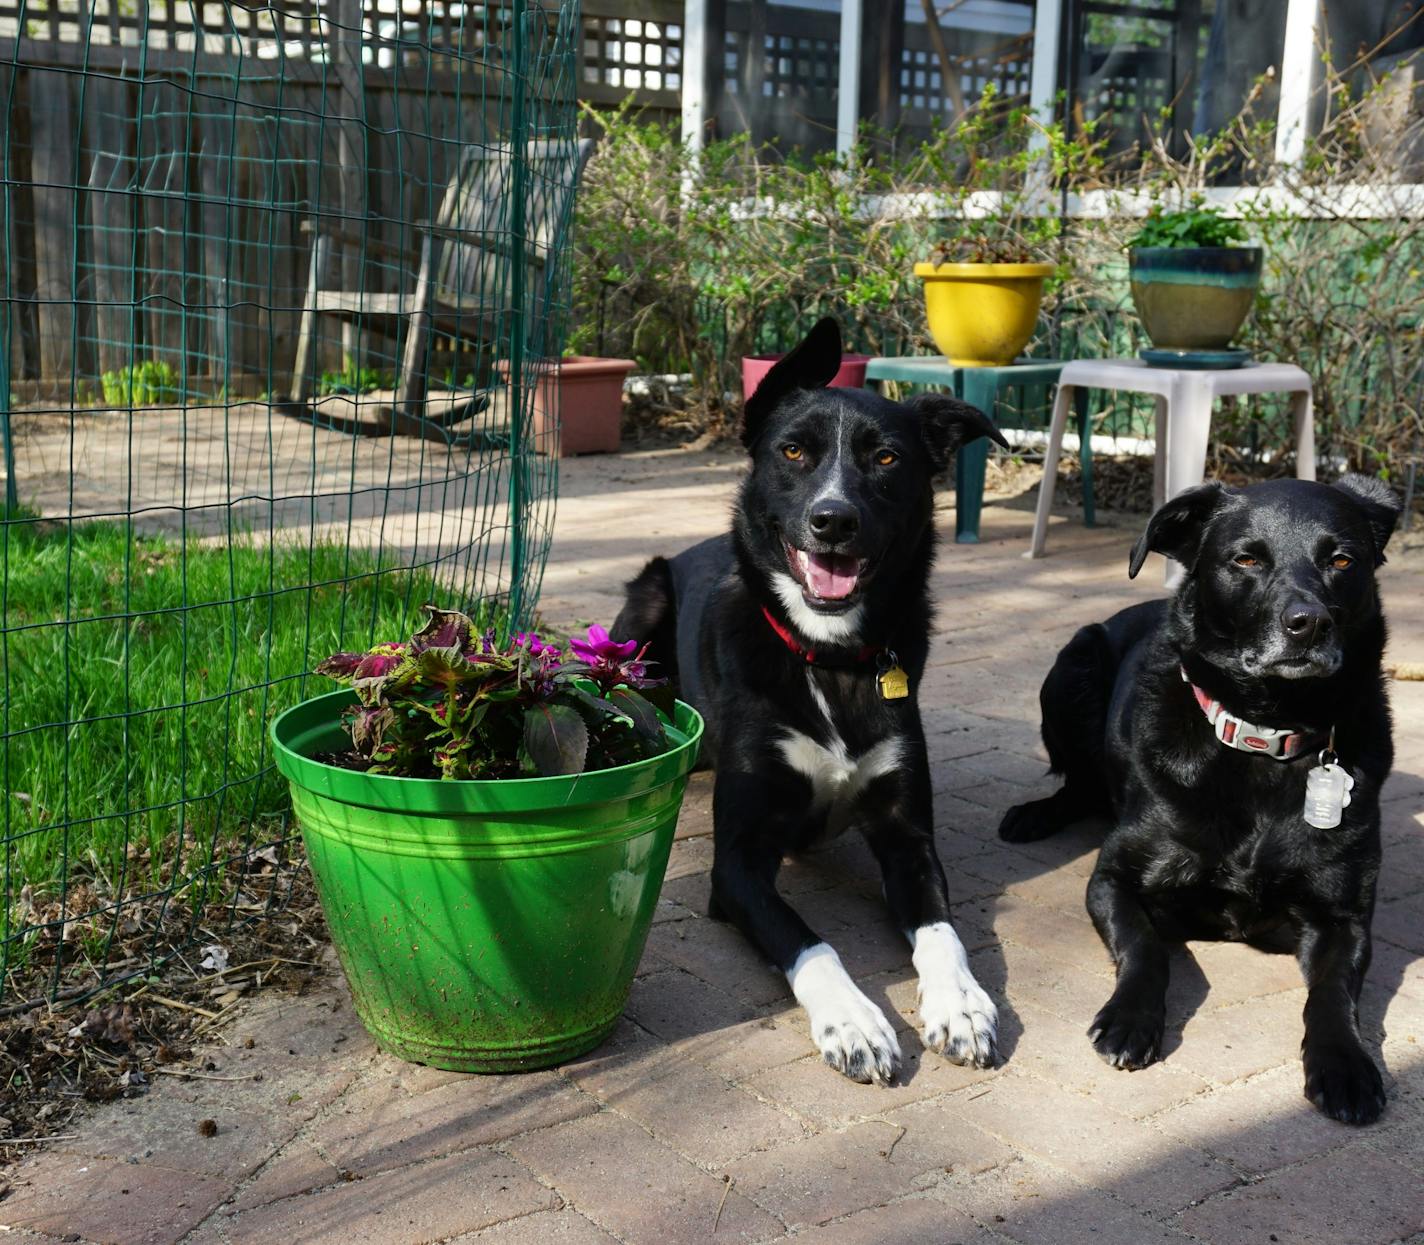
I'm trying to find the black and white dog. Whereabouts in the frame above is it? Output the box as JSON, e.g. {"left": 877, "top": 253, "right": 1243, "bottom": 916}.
{"left": 612, "top": 319, "right": 1008, "bottom": 1083}
{"left": 999, "top": 476, "right": 1402, "bottom": 1123}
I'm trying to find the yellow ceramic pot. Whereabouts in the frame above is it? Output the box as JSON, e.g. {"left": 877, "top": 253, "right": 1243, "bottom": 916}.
{"left": 913, "top": 261, "right": 1054, "bottom": 367}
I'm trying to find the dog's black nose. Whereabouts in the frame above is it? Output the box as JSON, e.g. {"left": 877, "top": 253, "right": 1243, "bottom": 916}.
{"left": 1282, "top": 602, "right": 1331, "bottom": 645}
{"left": 809, "top": 501, "right": 859, "bottom": 544}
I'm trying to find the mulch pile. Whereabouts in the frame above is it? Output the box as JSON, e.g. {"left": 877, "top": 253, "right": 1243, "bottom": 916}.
{"left": 622, "top": 380, "right": 733, "bottom": 449}
{"left": 0, "top": 842, "right": 329, "bottom": 1167}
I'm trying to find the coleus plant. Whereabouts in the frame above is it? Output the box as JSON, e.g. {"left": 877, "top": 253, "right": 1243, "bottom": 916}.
{"left": 316, "top": 607, "right": 673, "bottom": 779}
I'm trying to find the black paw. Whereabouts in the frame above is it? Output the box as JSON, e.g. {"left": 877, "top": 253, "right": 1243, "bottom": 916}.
{"left": 998, "top": 796, "right": 1066, "bottom": 843}
{"left": 1303, "top": 1041, "right": 1386, "bottom": 1125}
{"left": 1088, "top": 994, "right": 1164, "bottom": 1070}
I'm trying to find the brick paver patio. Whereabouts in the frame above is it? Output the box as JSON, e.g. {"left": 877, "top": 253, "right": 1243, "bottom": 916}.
{"left": 4, "top": 449, "right": 1423, "bottom": 1245}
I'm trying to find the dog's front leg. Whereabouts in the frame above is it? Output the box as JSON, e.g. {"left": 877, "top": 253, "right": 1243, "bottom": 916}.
{"left": 864, "top": 813, "right": 998, "bottom": 1068}
{"left": 710, "top": 771, "right": 900, "bottom": 1084}
{"left": 1298, "top": 917, "right": 1385, "bottom": 1124}
{"left": 1085, "top": 862, "right": 1169, "bottom": 1069}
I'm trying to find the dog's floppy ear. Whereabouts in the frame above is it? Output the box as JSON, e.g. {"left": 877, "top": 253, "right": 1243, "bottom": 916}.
{"left": 906, "top": 393, "right": 1010, "bottom": 472}
{"left": 1332, "top": 473, "right": 1403, "bottom": 566}
{"left": 1128, "top": 482, "right": 1227, "bottom": 579}
{"left": 741, "top": 318, "right": 843, "bottom": 447}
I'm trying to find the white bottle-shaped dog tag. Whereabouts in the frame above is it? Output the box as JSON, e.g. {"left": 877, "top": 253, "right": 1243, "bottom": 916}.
{"left": 1303, "top": 762, "right": 1354, "bottom": 829}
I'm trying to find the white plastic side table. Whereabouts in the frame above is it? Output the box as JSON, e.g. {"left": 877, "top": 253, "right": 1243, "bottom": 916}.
{"left": 1027, "top": 359, "right": 1315, "bottom": 584}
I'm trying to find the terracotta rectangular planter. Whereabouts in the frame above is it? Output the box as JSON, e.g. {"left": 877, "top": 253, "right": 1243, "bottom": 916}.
{"left": 501, "top": 355, "right": 636, "bottom": 456}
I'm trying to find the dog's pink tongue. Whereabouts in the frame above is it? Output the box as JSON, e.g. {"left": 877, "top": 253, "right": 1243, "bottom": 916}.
{"left": 805, "top": 551, "right": 859, "bottom": 600}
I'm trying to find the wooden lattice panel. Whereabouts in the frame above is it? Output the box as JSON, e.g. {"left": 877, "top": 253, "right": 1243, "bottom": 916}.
{"left": 899, "top": 36, "right": 1033, "bottom": 114}
{"left": 762, "top": 30, "right": 838, "bottom": 101}
{"left": 581, "top": 7, "right": 682, "bottom": 93}
{"left": 1080, "top": 47, "right": 1172, "bottom": 129}
{"left": 0, "top": 1, "right": 510, "bottom": 62}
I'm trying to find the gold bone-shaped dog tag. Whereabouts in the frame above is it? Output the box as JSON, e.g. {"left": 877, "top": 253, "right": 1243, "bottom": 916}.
{"left": 878, "top": 664, "right": 910, "bottom": 700}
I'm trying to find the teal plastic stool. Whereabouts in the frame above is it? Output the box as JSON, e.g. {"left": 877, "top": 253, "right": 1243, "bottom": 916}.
{"left": 864, "top": 356, "right": 1094, "bottom": 543}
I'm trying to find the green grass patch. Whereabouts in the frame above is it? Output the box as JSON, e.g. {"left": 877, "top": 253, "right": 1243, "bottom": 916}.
{"left": 1, "top": 511, "right": 489, "bottom": 895}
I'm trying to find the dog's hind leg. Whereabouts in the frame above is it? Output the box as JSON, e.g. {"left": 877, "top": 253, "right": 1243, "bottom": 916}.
{"left": 611, "top": 556, "right": 679, "bottom": 686}
{"left": 999, "top": 622, "right": 1116, "bottom": 843}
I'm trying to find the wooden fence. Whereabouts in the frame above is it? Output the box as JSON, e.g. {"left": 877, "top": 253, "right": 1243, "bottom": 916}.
{"left": 0, "top": 0, "right": 646, "bottom": 401}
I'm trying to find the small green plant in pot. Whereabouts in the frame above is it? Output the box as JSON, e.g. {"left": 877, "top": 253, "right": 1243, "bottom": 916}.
{"left": 269, "top": 606, "right": 703, "bottom": 1072}
{"left": 1128, "top": 202, "right": 1262, "bottom": 364}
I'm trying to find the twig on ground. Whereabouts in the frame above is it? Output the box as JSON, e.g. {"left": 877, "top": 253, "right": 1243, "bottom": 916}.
{"left": 0, "top": 984, "right": 91, "bottom": 1021}
{"left": 147, "top": 994, "right": 220, "bottom": 1019}
{"left": 2, "top": 1134, "right": 80, "bottom": 1145}
{"left": 713, "top": 1173, "right": 733, "bottom": 1232}
{"left": 151, "top": 1068, "right": 258, "bottom": 1083}
{"left": 879, "top": 1123, "right": 908, "bottom": 1160}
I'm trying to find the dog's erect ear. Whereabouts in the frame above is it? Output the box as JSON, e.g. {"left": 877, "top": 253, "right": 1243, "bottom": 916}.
{"left": 1128, "top": 482, "right": 1228, "bottom": 580}
{"left": 906, "top": 393, "right": 1010, "bottom": 472}
{"left": 741, "top": 318, "right": 843, "bottom": 447}
{"left": 1333, "top": 473, "right": 1403, "bottom": 566}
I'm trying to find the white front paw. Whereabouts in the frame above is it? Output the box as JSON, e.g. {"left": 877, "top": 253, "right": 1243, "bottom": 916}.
{"left": 913, "top": 922, "right": 999, "bottom": 1069}
{"left": 788, "top": 943, "right": 901, "bottom": 1084}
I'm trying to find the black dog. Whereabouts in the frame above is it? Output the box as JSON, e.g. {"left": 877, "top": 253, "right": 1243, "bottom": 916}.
{"left": 998, "top": 476, "right": 1402, "bottom": 1123}
{"left": 612, "top": 319, "right": 1008, "bottom": 1083}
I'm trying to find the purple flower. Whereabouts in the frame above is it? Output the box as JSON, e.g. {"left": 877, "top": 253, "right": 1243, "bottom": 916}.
{"left": 513, "top": 631, "right": 546, "bottom": 656}
{"left": 569, "top": 625, "right": 638, "bottom": 664}
{"left": 564, "top": 626, "right": 664, "bottom": 691}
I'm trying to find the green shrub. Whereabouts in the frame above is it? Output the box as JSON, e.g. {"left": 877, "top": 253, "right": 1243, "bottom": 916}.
{"left": 318, "top": 357, "right": 393, "bottom": 395}
{"left": 570, "top": 89, "right": 1100, "bottom": 432}
{"left": 572, "top": 70, "right": 1424, "bottom": 473}
{"left": 100, "top": 359, "right": 181, "bottom": 407}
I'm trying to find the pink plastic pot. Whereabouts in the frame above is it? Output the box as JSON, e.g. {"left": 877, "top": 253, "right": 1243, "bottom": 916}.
{"left": 499, "top": 356, "right": 636, "bottom": 456}
{"left": 741, "top": 352, "right": 870, "bottom": 404}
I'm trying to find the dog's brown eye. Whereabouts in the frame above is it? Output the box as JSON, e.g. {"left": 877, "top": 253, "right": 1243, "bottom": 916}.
{"left": 1233, "top": 554, "right": 1258, "bottom": 568}
{"left": 782, "top": 444, "right": 803, "bottom": 462}
{"left": 1331, "top": 555, "right": 1354, "bottom": 571}
{"left": 876, "top": 449, "right": 897, "bottom": 467}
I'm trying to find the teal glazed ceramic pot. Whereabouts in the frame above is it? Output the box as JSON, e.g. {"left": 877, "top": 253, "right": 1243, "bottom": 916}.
{"left": 1129, "top": 246, "right": 1263, "bottom": 351}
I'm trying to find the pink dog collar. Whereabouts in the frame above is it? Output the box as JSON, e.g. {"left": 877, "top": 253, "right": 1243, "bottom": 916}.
{"left": 1181, "top": 668, "right": 1319, "bottom": 761}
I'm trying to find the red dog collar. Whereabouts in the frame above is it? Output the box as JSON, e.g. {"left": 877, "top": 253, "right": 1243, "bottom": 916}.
{"left": 761, "top": 606, "right": 881, "bottom": 666}
{"left": 1181, "top": 668, "right": 1321, "bottom": 761}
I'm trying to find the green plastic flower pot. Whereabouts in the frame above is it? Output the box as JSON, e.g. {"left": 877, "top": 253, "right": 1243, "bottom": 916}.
{"left": 270, "top": 689, "right": 704, "bottom": 1072}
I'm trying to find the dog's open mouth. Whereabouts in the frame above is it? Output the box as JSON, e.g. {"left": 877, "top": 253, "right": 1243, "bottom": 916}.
{"left": 786, "top": 544, "right": 867, "bottom": 604}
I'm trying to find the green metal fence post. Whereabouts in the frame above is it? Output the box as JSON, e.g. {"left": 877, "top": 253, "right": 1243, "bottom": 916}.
{"left": 0, "top": 61, "right": 12, "bottom": 514}
{"left": 507, "top": 1, "right": 531, "bottom": 629}
{"left": 0, "top": 308, "right": 13, "bottom": 512}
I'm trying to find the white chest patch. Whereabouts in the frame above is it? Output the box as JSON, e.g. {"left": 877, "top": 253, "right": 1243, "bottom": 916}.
{"left": 776, "top": 731, "right": 905, "bottom": 807}
{"left": 776, "top": 673, "right": 904, "bottom": 837}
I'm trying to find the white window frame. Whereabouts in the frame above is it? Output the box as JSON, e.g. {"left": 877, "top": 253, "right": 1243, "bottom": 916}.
{"left": 681, "top": 0, "right": 1424, "bottom": 217}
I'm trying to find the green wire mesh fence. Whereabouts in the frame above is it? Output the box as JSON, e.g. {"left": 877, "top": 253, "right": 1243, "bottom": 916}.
{"left": 0, "top": 0, "right": 580, "bottom": 1006}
